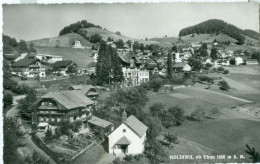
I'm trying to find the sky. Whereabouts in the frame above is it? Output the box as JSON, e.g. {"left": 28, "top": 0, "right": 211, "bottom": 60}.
{"left": 2, "top": 3, "right": 259, "bottom": 41}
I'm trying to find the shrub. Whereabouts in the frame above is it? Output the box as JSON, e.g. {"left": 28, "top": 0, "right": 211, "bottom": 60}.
{"left": 223, "top": 69, "right": 229, "bottom": 74}
{"left": 212, "top": 67, "right": 217, "bottom": 72}
{"left": 149, "top": 78, "right": 164, "bottom": 92}
{"left": 3, "top": 92, "right": 13, "bottom": 108}
{"left": 113, "top": 158, "right": 124, "bottom": 164}
{"left": 124, "top": 155, "right": 133, "bottom": 162}
{"left": 230, "top": 58, "right": 236, "bottom": 65}
{"left": 133, "top": 154, "right": 143, "bottom": 161}
{"left": 191, "top": 106, "right": 206, "bottom": 122}
{"left": 217, "top": 67, "right": 225, "bottom": 72}
{"left": 218, "top": 80, "right": 230, "bottom": 91}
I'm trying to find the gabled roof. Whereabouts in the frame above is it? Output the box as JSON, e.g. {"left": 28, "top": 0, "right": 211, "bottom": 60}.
{"left": 172, "top": 63, "right": 190, "bottom": 68}
{"left": 53, "top": 60, "right": 72, "bottom": 67}
{"left": 41, "top": 90, "right": 94, "bottom": 109}
{"left": 68, "top": 85, "right": 96, "bottom": 95}
{"left": 12, "top": 54, "right": 39, "bottom": 67}
{"left": 124, "top": 115, "right": 148, "bottom": 137}
{"left": 115, "top": 136, "right": 131, "bottom": 145}
{"left": 88, "top": 116, "right": 113, "bottom": 128}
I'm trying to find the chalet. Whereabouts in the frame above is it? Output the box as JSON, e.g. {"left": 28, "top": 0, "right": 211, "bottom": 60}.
{"left": 246, "top": 59, "right": 258, "bottom": 65}
{"left": 31, "top": 90, "right": 94, "bottom": 126}
{"left": 108, "top": 111, "right": 148, "bottom": 155}
{"left": 35, "top": 54, "right": 63, "bottom": 63}
{"left": 139, "top": 56, "right": 151, "bottom": 64}
{"left": 11, "top": 54, "right": 46, "bottom": 78}
{"left": 156, "top": 58, "right": 165, "bottom": 66}
{"left": 203, "top": 58, "right": 213, "bottom": 65}
{"left": 144, "top": 64, "right": 158, "bottom": 75}
{"left": 143, "top": 50, "right": 152, "bottom": 56}
{"left": 14, "top": 53, "right": 28, "bottom": 62}
{"left": 172, "top": 63, "right": 191, "bottom": 72}
{"left": 222, "top": 60, "right": 230, "bottom": 66}
{"left": 68, "top": 85, "right": 99, "bottom": 100}
{"left": 52, "top": 60, "right": 76, "bottom": 76}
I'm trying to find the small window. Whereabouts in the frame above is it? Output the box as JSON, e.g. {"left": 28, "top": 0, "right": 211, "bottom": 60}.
{"left": 123, "top": 129, "right": 126, "bottom": 133}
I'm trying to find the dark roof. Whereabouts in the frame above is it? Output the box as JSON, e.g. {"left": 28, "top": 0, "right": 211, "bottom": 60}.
{"left": 12, "top": 54, "right": 39, "bottom": 67}
{"left": 53, "top": 60, "right": 72, "bottom": 67}
{"left": 115, "top": 136, "right": 131, "bottom": 145}
{"left": 41, "top": 90, "right": 94, "bottom": 109}
{"left": 124, "top": 115, "right": 148, "bottom": 137}
{"left": 68, "top": 85, "right": 96, "bottom": 95}
{"left": 88, "top": 116, "right": 113, "bottom": 128}
{"left": 117, "top": 51, "right": 141, "bottom": 64}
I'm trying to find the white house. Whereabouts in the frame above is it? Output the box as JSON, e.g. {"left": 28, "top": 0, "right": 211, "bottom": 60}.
{"left": 72, "top": 40, "right": 83, "bottom": 48}
{"left": 174, "top": 53, "right": 182, "bottom": 63}
{"left": 108, "top": 112, "right": 148, "bottom": 155}
{"left": 92, "top": 51, "right": 98, "bottom": 62}
{"left": 235, "top": 57, "right": 243, "bottom": 65}
{"left": 122, "top": 68, "right": 149, "bottom": 87}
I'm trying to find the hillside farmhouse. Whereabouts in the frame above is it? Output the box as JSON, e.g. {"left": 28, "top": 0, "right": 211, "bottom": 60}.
{"left": 108, "top": 111, "right": 148, "bottom": 155}
{"left": 72, "top": 40, "right": 84, "bottom": 48}
{"left": 235, "top": 57, "right": 243, "bottom": 65}
{"left": 11, "top": 54, "right": 46, "bottom": 78}
{"left": 52, "top": 60, "right": 76, "bottom": 76}
{"left": 35, "top": 54, "right": 63, "bottom": 63}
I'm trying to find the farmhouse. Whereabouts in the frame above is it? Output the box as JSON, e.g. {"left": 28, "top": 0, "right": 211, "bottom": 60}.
{"left": 172, "top": 63, "right": 191, "bottom": 72}
{"left": 11, "top": 54, "right": 46, "bottom": 78}
{"left": 246, "top": 59, "right": 258, "bottom": 65}
{"left": 35, "top": 54, "right": 63, "bottom": 63}
{"left": 108, "top": 111, "right": 148, "bottom": 155}
{"left": 52, "top": 60, "right": 76, "bottom": 76}
{"left": 72, "top": 40, "right": 83, "bottom": 48}
{"left": 31, "top": 90, "right": 94, "bottom": 127}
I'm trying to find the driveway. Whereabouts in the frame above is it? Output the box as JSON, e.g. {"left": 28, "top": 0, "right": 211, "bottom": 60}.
{"left": 5, "top": 95, "right": 56, "bottom": 164}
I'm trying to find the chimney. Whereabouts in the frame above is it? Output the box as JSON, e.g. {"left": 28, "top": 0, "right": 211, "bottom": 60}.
{"left": 122, "top": 110, "right": 127, "bottom": 122}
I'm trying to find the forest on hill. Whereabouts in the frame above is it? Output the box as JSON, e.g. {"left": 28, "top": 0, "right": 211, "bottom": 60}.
{"left": 178, "top": 19, "right": 259, "bottom": 45}
{"left": 59, "top": 20, "right": 102, "bottom": 37}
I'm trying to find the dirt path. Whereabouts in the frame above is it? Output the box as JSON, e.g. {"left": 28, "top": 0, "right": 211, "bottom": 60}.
{"left": 5, "top": 95, "right": 56, "bottom": 164}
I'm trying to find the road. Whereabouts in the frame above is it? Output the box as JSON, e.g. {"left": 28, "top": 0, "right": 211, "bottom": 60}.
{"left": 5, "top": 95, "right": 56, "bottom": 164}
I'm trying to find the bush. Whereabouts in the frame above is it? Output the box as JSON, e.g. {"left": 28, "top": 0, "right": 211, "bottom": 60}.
{"left": 218, "top": 80, "right": 230, "bottom": 91}
{"left": 191, "top": 106, "right": 206, "bottom": 122}
{"left": 223, "top": 69, "right": 229, "bottom": 74}
{"left": 113, "top": 158, "right": 124, "bottom": 164}
{"left": 230, "top": 58, "right": 236, "bottom": 65}
{"left": 149, "top": 78, "right": 164, "bottom": 92}
{"left": 124, "top": 155, "right": 133, "bottom": 162}
{"left": 3, "top": 92, "right": 13, "bottom": 108}
{"left": 133, "top": 154, "right": 143, "bottom": 161}
{"left": 217, "top": 67, "right": 225, "bottom": 72}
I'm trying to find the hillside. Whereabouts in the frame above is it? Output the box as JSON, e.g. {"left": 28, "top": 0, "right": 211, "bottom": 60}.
{"left": 204, "top": 33, "right": 237, "bottom": 43}
{"left": 27, "top": 33, "right": 92, "bottom": 48}
{"left": 178, "top": 19, "right": 259, "bottom": 45}
{"left": 35, "top": 47, "right": 94, "bottom": 68}
{"left": 82, "top": 27, "right": 168, "bottom": 47}
{"left": 149, "top": 37, "right": 178, "bottom": 45}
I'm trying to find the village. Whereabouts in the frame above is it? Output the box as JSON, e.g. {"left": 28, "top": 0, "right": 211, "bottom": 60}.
{"left": 2, "top": 4, "right": 260, "bottom": 164}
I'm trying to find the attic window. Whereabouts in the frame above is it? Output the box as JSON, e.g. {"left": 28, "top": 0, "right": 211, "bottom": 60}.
{"left": 123, "top": 129, "right": 126, "bottom": 133}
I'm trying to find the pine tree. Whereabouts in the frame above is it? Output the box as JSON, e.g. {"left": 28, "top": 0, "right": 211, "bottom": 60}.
{"left": 96, "top": 41, "right": 124, "bottom": 85}
{"left": 167, "top": 52, "right": 173, "bottom": 79}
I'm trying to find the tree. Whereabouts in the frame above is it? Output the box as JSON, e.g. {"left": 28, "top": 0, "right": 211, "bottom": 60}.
{"left": 24, "top": 151, "right": 50, "bottom": 164}
{"left": 28, "top": 43, "right": 37, "bottom": 54}
{"left": 96, "top": 41, "right": 124, "bottom": 85}
{"left": 168, "top": 106, "right": 185, "bottom": 126}
{"left": 149, "top": 78, "right": 164, "bottom": 92}
{"left": 115, "top": 31, "right": 121, "bottom": 35}
{"left": 200, "top": 49, "right": 208, "bottom": 57}
{"left": 210, "top": 48, "right": 218, "bottom": 60}
{"left": 163, "top": 133, "right": 178, "bottom": 146}
{"left": 18, "top": 40, "right": 28, "bottom": 53}
{"left": 201, "top": 43, "right": 207, "bottom": 49}
{"left": 144, "top": 116, "right": 162, "bottom": 141}
{"left": 3, "top": 92, "right": 13, "bottom": 108}
{"left": 66, "top": 64, "right": 78, "bottom": 75}
{"left": 218, "top": 80, "right": 230, "bottom": 91}
{"left": 115, "top": 39, "right": 124, "bottom": 49}
{"left": 44, "top": 127, "right": 53, "bottom": 143}
{"left": 187, "top": 57, "right": 203, "bottom": 71}
{"left": 245, "top": 144, "right": 260, "bottom": 163}
{"left": 145, "top": 140, "right": 166, "bottom": 163}
{"left": 191, "top": 106, "right": 206, "bottom": 122}
{"left": 4, "top": 117, "right": 24, "bottom": 164}
{"left": 90, "top": 34, "right": 102, "bottom": 43}
{"left": 251, "top": 51, "right": 260, "bottom": 62}
{"left": 171, "top": 45, "right": 177, "bottom": 52}
{"left": 230, "top": 58, "right": 236, "bottom": 65}
{"left": 18, "top": 89, "right": 37, "bottom": 120}
{"left": 150, "top": 103, "right": 164, "bottom": 117}
{"left": 167, "top": 53, "right": 173, "bottom": 79}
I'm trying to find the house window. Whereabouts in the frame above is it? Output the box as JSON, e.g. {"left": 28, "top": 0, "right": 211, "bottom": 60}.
{"left": 39, "top": 117, "right": 44, "bottom": 122}
{"left": 123, "top": 129, "right": 126, "bottom": 133}
{"left": 51, "top": 118, "right": 55, "bottom": 122}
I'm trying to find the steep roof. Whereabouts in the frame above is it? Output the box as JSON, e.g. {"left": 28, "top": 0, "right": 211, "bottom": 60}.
{"left": 88, "top": 116, "right": 113, "bottom": 128}
{"left": 53, "top": 60, "right": 72, "bottom": 67}
{"left": 117, "top": 51, "right": 141, "bottom": 64}
{"left": 12, "top": 54, "right": 39, "bottom": 67}
{"left": 124, "top": 115, "right": 148, "bottom": 137}
{"left": 41, "top": 90, "right": 94, "bottom": 109}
